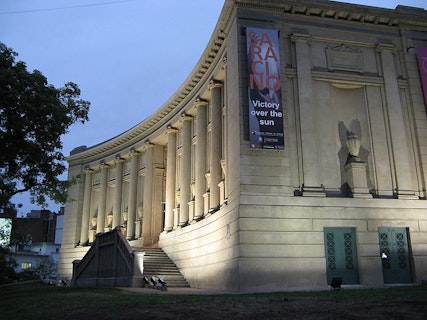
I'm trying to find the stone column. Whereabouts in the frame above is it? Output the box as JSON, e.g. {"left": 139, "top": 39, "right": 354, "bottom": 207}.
{"left": 179, "top": 114, "right": 192, "bottom": 226}
{"left": 79, "top": 168, "right": 92, "bottom": 245}
{"left": 142, "top": 142, "right": 155, "bottom": 246}
{"left": 376, "top": 43, "right": 417, "bottom": 199}
{"left": 194, "top": 98, "right": 208, "bottom": 221}
{"left": 188, "top": 182, "right": 195, "bottom": 222}
{"left": 135, "top": 206, "right": 143, "bottom": 239}
{"left": 127, "top": 149, "right": 139, "bottom": 239}
{"left": 96, "top": 163, "right": 109, "bottom": 233}
{"left": 152, "top": 165, "right": 165, "bottom": 243}
{"left": 291, "top": 34, "right": 325, "bottom": 197}
{"left": 113, "top": 157, "right": 124, "bottom": 229}
{"left": 220, "top": 159, "right": 227, "bottom": 206}
{"left": 208, "top": 80, "right": 223, "bottom": 214}
{"left": 164, "top": 126, "right": 178, "bottom": 232}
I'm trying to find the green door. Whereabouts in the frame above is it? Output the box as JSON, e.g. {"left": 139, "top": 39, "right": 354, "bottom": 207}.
{"left": 378, "top": 227, "right": 413, "bottom": 284}
{"left": 324, "top": 227, "right": 359, "bottom": 285}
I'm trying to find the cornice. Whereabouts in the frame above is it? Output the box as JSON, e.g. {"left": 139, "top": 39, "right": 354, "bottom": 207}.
{"left": 235, "top": 0, "right": 427, "bottom": 27}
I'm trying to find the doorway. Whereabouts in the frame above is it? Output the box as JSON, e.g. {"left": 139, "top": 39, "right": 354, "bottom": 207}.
{"left": 324, "top": 227, "right": 360, "bottom": 285}
{"left": 378, "top": 227, "right": 413, "bottom": 284}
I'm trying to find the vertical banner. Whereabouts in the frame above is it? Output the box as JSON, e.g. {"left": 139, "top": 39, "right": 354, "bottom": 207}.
{"left": 246, "top": 27, "right": 284, "bottom": 150}
{"left": 416, "top": 47, "right": 427, "bottom": 110}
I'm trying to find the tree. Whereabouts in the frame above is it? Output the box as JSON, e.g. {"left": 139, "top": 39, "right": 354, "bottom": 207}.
{"left": 0, "top": 218, "right": 17, "bottom": 284}
{"left": 0, "top": 43, "right": 90, "bottom": 212}
{"left": 35, "top": 257, "right": 57, "bottom": 280}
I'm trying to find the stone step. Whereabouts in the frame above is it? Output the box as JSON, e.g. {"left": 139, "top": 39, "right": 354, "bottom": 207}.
{"left": 143, "top": 268, "right": 181, "bottom": 273}
{"left": 136, "top": 248, "right": 189, "bottom": 288}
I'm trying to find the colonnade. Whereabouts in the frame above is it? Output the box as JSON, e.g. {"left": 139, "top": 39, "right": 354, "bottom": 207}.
{"left": 77, "top": 81, "right": 226, "bottom": 247}
{"left": 164, "top": 80, "right": 226, "bottom": 231}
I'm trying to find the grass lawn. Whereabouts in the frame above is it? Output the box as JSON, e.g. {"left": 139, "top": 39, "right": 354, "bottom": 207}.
{"left": 1, "top": 282, "right": 426, "bottom": 319}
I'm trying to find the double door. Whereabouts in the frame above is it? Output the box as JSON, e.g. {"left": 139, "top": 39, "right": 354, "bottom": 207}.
{"left": 378, "top": 227, "right": 413, "bottom": 284}
{"left": 324, "top": 227, "right": 413, "bottom": 286}
{"left": 324, "top": 227, "right": 359, "bottom": 285}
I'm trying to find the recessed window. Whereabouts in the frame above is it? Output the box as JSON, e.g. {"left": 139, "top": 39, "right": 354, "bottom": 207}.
{"left": 21, "top": 262, "right": 32, "bottom": 269}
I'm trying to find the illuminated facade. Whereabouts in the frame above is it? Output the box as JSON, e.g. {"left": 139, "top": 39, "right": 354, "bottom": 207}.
{"left": 58, "top": 0, "right": 427, "bottom": 291}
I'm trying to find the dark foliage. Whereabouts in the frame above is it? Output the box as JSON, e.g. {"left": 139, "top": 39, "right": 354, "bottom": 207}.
{"left": 0, "top": 43, "right": 90, "bottom": 211}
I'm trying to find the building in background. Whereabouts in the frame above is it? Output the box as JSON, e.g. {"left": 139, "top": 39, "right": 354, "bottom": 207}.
{"left": 10, "top": 208, "right": 64, "bottom": 280}
{"left": 12, "top": 210, "right": 58, "bottom": 244}
{"left": 59, "top": 0, "right": 427, "bottom": 292}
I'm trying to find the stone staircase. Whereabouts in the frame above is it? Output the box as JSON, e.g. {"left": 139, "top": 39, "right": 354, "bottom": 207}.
{"left": 136, "top": 247, "right": 189, "bottom": 288}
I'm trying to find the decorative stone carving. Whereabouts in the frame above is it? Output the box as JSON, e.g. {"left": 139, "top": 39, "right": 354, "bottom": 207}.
{"left": 122, "top": 208, "right": 128, "bottom": 224}
{"left": 91, "top": 217, "right": 97, "bottom": 230}
{"left": 326, "top": 44, "right": 363, "bottom": 73}
{"left": 190, "top": 181, "right": 195, "bottom": 200}
{"left": 290, "top": 33, "right": 312, "bottom": 44}
{"left": 205, "top": 172, "right": 211, "bottom": 189}
{"left": 220, "top": 159, "right": 226, "bottom": 177}
{"left": 344, "top": 131, "right": 372, "bottom": 198}
{"left": 346, "top": 132, "right": 361, "bottom": 162}
{"left": 106, "top": 212, "right": 113, "bottom": 228}
{"left": 175, "top": 189, "right": 181, "bottom": 207}
{"left": 221, "top": 56, "right": 227, "bottom": 70}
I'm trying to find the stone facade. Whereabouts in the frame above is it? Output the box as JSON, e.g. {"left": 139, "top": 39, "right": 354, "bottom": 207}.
{"left": 58, "top": 0, "right": 427, "bottom": 292}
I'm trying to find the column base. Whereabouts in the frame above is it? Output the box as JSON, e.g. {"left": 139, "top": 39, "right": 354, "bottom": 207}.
{"left": 76, "top": 240, "right": 89, "bottom": 247}
{"left": 191, "top": 215, "right": 204, "bottom": 224}
{"left": 395, "top": 190, "right": 419, "bottom": 200}
{"left": 351, "top": 192, "right": 373, "bottom": 199}
{"left": 188, "top": 201, "right": 195, "bottom": 222}
{"left": 203, "top": 192, "right": 210, "bottom": 216}
{"left": 302, "top": 185, "right": 326, "bottom": 197}
{"left": 173, "top": 208, "right": 180, "bottom": 230}
{"left": 178, "top": 222, "right": 188, "bottom": 228}
{"left": 89, "top": 230, "right": 97, "bottom": 243}
{"left": 219, "top": 180, "right": 226, "bottom": 207}
{"left": 206, "top": 205, "right": 220, "bottom": 218}
{"left": 141, "top": 235, "right": 154, "bottom": 247}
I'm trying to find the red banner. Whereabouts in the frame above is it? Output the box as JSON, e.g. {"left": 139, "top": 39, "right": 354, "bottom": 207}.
{"left": 416, "top": 47, "right": 427, "bottom": 109}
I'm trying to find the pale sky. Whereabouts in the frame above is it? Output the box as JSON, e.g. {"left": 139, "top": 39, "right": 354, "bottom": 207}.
{"left": 1, "top": 0, "right": 426, "bottom": 215}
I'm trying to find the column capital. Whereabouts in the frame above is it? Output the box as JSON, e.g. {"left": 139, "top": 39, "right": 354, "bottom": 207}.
{"left": 84, "top": 166, "right": 94, "bottom": 174}
{"left": 194, "top": 98, "right": 208, "bottom": 108}
{"left": 129, "top": 147, "right": 140, "bottom": 157}
{"left": 291, "top": 33, "right": 312, "bottom": 44}
{"left": 376, "top": 43, "right": 396, "bottom": 54}
{"left": 115, "top": 154, "right": 125, "bottom": 163}
{"left": 221, "top": 56, "right": 227, "bottom": 70}
{"left": 99, "top": 160, "right": 110, "bottom": 169}
{"left": 209, "top": 80, "right": 223, "bottom": 90}
{"left": 143, "top": 141, "right": 155, "bottom": 151}
{"left": 180, "top": 113, "right": 193, "bottom": 122}
{"left": 166, "top": 125, "right": 178, "bottom": 134}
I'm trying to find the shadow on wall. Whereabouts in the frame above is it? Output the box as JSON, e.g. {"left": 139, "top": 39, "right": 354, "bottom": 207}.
{"left": 338, "top": 119, "right": 372, "bottom": 196}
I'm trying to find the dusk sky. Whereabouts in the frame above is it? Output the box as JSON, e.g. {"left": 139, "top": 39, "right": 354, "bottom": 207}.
{"left": 1, "top": 0, "right": 426, "bottom": 215}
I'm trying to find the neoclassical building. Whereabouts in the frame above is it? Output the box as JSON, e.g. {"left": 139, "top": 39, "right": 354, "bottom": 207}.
{"left": 58, "top": 0, "right": 427, "bottom": 292}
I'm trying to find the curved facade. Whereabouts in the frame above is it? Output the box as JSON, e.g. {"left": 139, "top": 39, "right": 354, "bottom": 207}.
{"left": 59, "top": 0, "right": 427, "bottom": 292}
